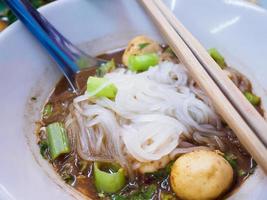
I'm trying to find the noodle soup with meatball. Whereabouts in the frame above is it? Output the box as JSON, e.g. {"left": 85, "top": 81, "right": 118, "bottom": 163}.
{"left": 37, "top": 36, "right": 259, "bottom": 200}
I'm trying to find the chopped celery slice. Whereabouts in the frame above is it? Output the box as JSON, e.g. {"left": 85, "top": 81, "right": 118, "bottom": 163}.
{"left": 94, "top": 162, "right": 126, "bottom": 193}
{"left": 87, "top": 77, "right": 117, "bottom": 99}
{"left": 208, "top": 48, "right": 226, "bottom": 69}
{"left": 46, "top": 122, "right": 70, "bottom": 160}
{"left": 128, "top": 53, "right": 159, "bottom": 72}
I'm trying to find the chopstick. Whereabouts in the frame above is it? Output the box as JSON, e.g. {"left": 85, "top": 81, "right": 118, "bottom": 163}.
{"left": 140, "top": 0, "right": 267, "bottom": 173}
{"left": 152, "top": 0, "right": 267, "bottom": 145}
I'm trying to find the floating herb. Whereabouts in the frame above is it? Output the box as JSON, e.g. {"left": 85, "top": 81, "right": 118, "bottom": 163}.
{"left": 43, "top": 104, "right": 53, "bottom": 118}
{"left": 138, "top": 42, "right": 150, "bottom": 50}
{"left": 39, "top": 139, "right": 49, "bottom": 159}
{"left": 111, "top": 184, "right": 157, "bottom": 200}
{"left": 244, "top": 91, "right": 260, "bottom": 106}
{"left": 224, "top": 153, "right": 238, "bottom": 169}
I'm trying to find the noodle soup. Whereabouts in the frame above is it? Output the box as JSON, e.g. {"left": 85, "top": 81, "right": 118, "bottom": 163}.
{"left": 36, "top": 36, "right": 260, "bottom": 200}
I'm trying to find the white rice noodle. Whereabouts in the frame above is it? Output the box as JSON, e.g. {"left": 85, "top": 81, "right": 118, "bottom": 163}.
{"left": 69, "top": 61, "right": 225, "bottom": 173}
{"left": 122, "top": 114, "right": 186, "bottom": 162}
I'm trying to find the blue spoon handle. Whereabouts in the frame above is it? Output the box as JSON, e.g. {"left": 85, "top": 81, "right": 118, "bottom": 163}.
{"left": 3, "top": 0, "right": 80, "bottom": 92}
{"left": 20, "top": 0, "right": 96, "bottom": 65}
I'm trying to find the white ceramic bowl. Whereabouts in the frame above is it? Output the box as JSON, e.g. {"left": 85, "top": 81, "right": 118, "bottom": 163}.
{"left": 0, "top": 0, "right": 267, "bottom": 199}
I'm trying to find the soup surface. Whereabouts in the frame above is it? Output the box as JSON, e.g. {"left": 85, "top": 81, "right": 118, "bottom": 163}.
{"left": 37, "top": 36, "right": 259, "bottom": 200}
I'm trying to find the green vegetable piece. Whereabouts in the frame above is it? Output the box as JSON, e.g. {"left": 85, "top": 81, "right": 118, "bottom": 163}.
{"left": 43, "top": 104, "right": 53, "bottom": 118}
{"left": 146, "top": 160, "right": 174, "bottom": 180}
{"left": 96, "top": 59, "right": 116, "bottom": 77}
{"left": 224, "top": 153, "right": 238, "bottom": 169}
{"left": 94, "top": 162, "right": 126, "bottom": 193}
{"left": 244, "top": 91, "right": 260, "bottom": 106}
{"left": 87, "top": 77, "right": 117, "bottom": 99}
{"left": 128, "top": 53, "right": 159, "bottom": 72}
{"left": 111, "top": 184, "right": 157, "bottom": 200}
{"left": 61, "top": 172, "right": 75, "bottom": 185}
{"left": 165, "top": 160, "right": 174, "bottom": 174}
{"left": 111, "top": 195, "right": 126, "bottom": 200}
{"left": 39, "top": 139, "right": 48, "bottom": 159}
{"left": 238, "top": 169, "right": 247, "bottom": 177}
{"left": 141, "top": 184, "right": 157, "bottom": 199}
{"left": 46, "top": 122, "right": 71, "bottom": 160}
{"left": 138, "top": 42, "right": 150, "bottom": 50}
{"left": 164, "top": 47, "right": 175, "bottom": 56}
{"left": 208, "top": 48, "right": 226, "bottom": 69}
{"left": 160, "top": 192, "right": 176, "bottom": 200}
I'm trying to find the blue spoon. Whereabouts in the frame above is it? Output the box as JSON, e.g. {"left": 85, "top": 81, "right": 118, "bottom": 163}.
{"left": 3, "top": 0, "right": 109, "bottom": 93}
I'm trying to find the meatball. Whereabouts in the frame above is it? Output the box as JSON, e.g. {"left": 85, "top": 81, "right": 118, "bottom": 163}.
{"left": 138, "top": 155, "right": 171, "bottom": 173}
{"left": 170, "top": 150, "right": 233, "bottom": 200}
{"left": 122, "top": 35, "right": 162, "bottom": 66}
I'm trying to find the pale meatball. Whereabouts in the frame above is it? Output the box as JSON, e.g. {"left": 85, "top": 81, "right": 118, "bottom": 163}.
{"left": 138, "top": 155, "right": 171, "bottom": 174}
{"left": 170, "top": 150, "right": 233, "bottom": 200}
{"left": 122, "top": 35, "right": 162, "bottom": 66}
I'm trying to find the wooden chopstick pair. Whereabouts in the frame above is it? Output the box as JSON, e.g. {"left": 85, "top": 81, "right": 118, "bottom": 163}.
{"left": 140, "top": 0, "right": 267, "bottom": 173}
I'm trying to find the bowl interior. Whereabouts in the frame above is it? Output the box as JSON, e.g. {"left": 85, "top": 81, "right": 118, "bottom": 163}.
{"left": 0, "top": 0, "right": 267, "bottom": 199}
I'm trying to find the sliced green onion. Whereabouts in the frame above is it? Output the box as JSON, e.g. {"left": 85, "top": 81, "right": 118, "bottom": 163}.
{"left": 224, "top": 153, "right": 237, "bottom": 169}
{"left": 43, "top": 104, "right": 53, "bottom": 118}
{"left": 244, "top": 91, "right": 260, "bottom": 106}
{"left": 46, "top": 122, "right": 71, "bottom": 160}
{"left": 39, "top": 139, "right": 48, "bottom": 159}
{"left": 87, "top": 77, "right": 117, "bottom": 99}
{"left": 94, "top": 162, "right": 126, "bottom": 193}
{"left": 138, "top": 42, "right": 150, "bottom": 50}
{"left": 128, "top": 53, "right": 159, "bottom": 72}
{"left": 96, "top": 59, "right": 116, "bottom": 77}
{"left": 208, "top": 48, "right": 226, "bottom": 69}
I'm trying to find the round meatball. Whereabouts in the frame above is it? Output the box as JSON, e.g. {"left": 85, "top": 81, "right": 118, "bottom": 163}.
{"left": 138, "top": 155, "right": 170, "bottom": 174}
{"left": 170, "top": 150, "right": 233, "bottom": 200}
{"left": 122, "top": 35, "right": 162, "bottom": 66}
